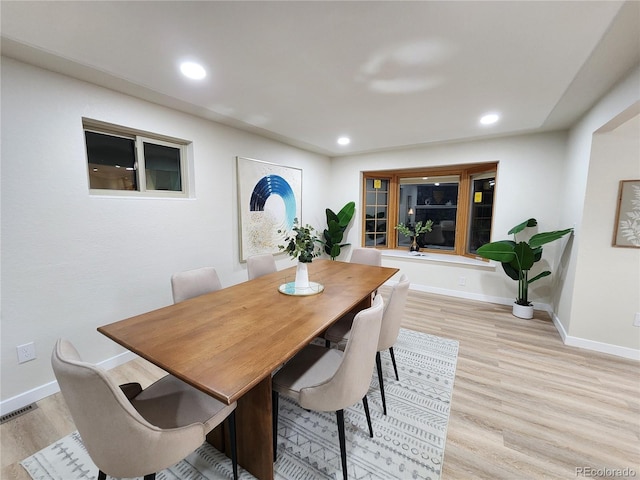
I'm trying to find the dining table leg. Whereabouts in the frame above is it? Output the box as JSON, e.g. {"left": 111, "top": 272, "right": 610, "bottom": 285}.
{"left": 207, "top": 375, "right": 274, "bottom": 480}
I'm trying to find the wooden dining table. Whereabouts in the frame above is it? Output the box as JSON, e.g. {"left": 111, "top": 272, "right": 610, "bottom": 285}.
{"left": 98, "top": 259, "right": 399, "bottom": 480}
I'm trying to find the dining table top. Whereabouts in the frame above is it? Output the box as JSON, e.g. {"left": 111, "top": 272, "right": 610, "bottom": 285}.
{"left": 98, "top": 259, "right": 399, "bottom": 405}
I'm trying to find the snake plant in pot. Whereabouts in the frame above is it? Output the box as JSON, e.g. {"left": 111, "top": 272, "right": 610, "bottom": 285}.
{"left": 476, "top": 218, "right": 573, "bottom": 319}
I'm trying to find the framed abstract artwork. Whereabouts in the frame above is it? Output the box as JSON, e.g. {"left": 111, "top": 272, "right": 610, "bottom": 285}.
{"left": 237, "top": 157, "right": 302, "bottom": 260}
{"left": 612, "top": 179, "right": 640, "bottom": 248}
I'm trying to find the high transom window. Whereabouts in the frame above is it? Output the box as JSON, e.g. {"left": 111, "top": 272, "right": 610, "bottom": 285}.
{"left": 83, "top": 119, "right": 189, "bottom": 197}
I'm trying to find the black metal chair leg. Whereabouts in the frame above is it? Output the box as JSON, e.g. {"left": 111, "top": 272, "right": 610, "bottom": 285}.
{"left": 375, "top": 351, "right": 387, "bottom": 415}
{"left": 272, "top": 390, "right": 279, "bottom": 462}
{"left": 336, "top": 410, "right": 348, "bottom": 480}
{"left": 362, "top": 395, "right": 373, "bottom": 437}
{"left": 98, "top": 471, "right": 106, "bottom": 480}
{"left": 228, "top": 411, "right": 239, "bottom": 480}
{"left": 389, "top": 346, "right": 399, "bottom": 381}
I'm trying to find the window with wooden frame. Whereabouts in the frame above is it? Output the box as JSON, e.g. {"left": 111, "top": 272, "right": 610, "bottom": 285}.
{"left": 362, "top": 162, "right": 498, "bottom": 257}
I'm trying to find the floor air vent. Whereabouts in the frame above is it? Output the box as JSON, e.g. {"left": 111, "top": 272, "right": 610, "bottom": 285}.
{"left": 0, "top": 403, "right": 38, "bottom": 424}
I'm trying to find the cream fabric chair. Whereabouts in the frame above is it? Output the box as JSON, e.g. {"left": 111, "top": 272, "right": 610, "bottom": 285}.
{"left": 171, "top": 266, "right": 222, "bottom": 303}
{"left": 51, "top": 338, "right": 238, "bottom": 480}
{"left": 246, "top": 253, "right": 277, "bottom": 280}
{"left": 321, "top": 247, "right": 382, "bottom": 348}
{"left": 349, "top": 247, "right": 382, "bottom": 266}
{"left": 272, "top": 294, "right": 384, "bottom": 480}
{"left": 324, "top": 274, "right": 410, "bottom": 415}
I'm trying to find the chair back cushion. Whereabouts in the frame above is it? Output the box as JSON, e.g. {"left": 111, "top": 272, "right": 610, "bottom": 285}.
{"left": 171, "top": 266, "right": 222, "bottom": 303}
{"left": 349, "top": 248, "right": 382, "bottom": 266}
{"left": 300, "top": 295, "right": 384, "bottom": 411}
{"left": 247, "top": 254, "right": 277, "bottom": 280}
{"left": 378, "top": 274, "right": 410, "bottom": 351}
{"left": 51, "top": 339, "right": 204, "bottom": 478}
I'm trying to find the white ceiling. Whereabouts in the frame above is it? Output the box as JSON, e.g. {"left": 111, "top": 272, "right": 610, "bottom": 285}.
{"left": 2, "top": 1, "right": 639, "bottom": 156}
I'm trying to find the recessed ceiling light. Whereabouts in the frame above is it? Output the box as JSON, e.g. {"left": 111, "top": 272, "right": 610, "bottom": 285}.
{"left": 180, "top": 61, "right": 206, "bottom": 80}
{"left": 480, "top": 112, "right": 500, "bottom": 125}
{"left": 337, "top": 136, "right": 351, "bottom": 146}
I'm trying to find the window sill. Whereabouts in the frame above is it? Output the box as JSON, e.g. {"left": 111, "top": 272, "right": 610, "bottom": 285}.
{"left": 381, "top": 249, "right": 495, "bottom": 269}
{"left": 89, "top": 190, "right": 190, "bottom": 199}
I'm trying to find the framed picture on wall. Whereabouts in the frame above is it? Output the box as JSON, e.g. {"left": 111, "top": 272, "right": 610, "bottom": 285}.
{"left": 237, "top": 157, "right": 302, "bottom": 261}
{"left": 612, "top": 179, "right": 640, "bottom": 248}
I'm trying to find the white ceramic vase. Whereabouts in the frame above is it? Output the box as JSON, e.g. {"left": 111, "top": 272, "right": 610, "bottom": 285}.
{"left": 512, "top": 302, "right": 534, "bottom": 319}
{"left": 295, "top": 261, "right": 310, "bottom": 289}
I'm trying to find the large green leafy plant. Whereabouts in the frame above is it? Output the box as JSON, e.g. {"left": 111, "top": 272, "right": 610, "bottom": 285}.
{"left": 321, "top": 202, "right": 355, "bottom": 259}
{"left": 476, "top": 218, "right": 572, "bottom": 306}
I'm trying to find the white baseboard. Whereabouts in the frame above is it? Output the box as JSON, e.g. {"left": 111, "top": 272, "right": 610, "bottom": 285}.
{"left": 407, "top": 282, "right": 514, "bottom": 306}
{"left": 552, "top": 313, "right": 640, "bottom": 361}
{"left": 0, "top": 350, "right": 137, "bottom": 417}
{"left": 395, "top": 281, "right": 639, "bottom": 361}
{"left": 406, "top": 282, "right": 553, "bottom": 312}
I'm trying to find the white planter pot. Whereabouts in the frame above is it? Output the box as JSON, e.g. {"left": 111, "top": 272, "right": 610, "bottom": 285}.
{"left": 512, "top": 302, "right": 534, "bottom": 319}
{"left": 295, "top": 262, "right": 310, "bottom": 289}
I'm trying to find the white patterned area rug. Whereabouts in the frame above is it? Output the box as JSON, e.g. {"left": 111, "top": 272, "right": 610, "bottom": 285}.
{"left": 21, "top": 329, "right": 458, "bottom": 480}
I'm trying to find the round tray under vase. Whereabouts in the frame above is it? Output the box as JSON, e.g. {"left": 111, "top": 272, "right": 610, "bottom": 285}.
{"left": 278, "top": 281, "right": 325, "bottom": 296}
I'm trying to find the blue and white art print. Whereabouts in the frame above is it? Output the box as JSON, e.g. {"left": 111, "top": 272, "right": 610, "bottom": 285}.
{"left": 237, "top": 157, "right": 302, "bottom": 260}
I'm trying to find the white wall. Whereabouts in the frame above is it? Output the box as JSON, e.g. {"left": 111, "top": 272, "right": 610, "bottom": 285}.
{"left": 572, "top": 114, "right": 640, "bottom": 349}
{"left": 0, "top": 57, "right": 330, "bottom": 405}
{"left": 556, "top": 66, "right": 640, "bottom": 356}
{"left": 3, "top": 55, "right": 638, "bottom": 414}
{"left": 329, "top": 131, "right": 572, "bottom": 307}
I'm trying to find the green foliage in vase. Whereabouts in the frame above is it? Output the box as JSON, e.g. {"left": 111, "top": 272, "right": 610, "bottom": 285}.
{"left": 321, "top": 201, "right": 356, "bottom": 260}
{"left": 476, "top": 218, "right": 573, "bottom": 306}
{"left": 278, "top": 218, "right": 321, "bottom": 263}
{"left": 395, "top": 220, "right": 433, "bottom": 238}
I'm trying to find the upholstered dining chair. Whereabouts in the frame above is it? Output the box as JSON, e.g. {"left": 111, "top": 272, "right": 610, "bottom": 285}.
{"left": 272, "top": 294, "right": 384, "bottom": 480}
{"left": 324, "top": 274, "right": 410, "bottom": 415}
{"left": 171, "top": 266, "right": 222, "bottom": 303}
{"left": 246, "top": 253, "right": 277, "bottom": 280}
{"left": 349, "top": 247, "right": 382, "bottom": 266}
{"left": 51, "top": 338, "right": 238, "bottom": 480}
{"left": 321, "top": 247, "right": 383, "bottom": 348}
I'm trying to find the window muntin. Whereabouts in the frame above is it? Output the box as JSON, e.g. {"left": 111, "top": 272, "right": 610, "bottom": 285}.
{"left": 362, "top": 163, "right": 497, "bottom": 257}
{"left": 467, "top": 172, "right": 496, "bottom": 253}
{"left": 364, "top": 178, "right": 389, "bottom": 247}
{"left": 84, "top": 121, "right": 188, "bottom": 196}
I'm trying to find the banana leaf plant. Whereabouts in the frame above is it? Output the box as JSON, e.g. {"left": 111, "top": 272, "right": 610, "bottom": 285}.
{"left": 321, "top": 201, "right": 356, "bottom": 260}
{"left": 476, "top": 218, "right": 573, "bottom": 306}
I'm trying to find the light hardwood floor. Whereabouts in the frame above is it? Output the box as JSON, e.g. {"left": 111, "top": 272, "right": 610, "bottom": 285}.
{"left": 2, "top": 290, "right": 639, "bottom": 479}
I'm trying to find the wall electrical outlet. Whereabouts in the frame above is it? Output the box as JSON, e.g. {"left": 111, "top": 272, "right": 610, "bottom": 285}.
{"left": 634, "top": 313, "right": 640, "bottom": 328}
{"left": 17, "top": 342, "right": 36, "bottom": 363}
